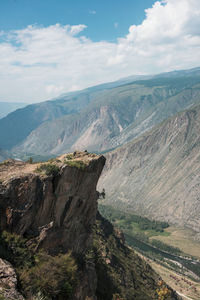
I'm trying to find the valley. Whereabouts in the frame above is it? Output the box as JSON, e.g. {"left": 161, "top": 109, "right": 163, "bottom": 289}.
{"left": 98, "top": 103, "right": 200, "bottom": 234}
{"left": 1, "top": 66, "right": 200, "bottom": 299}
{"left": 98, "top": 203, "right": 200, "bottom": 299}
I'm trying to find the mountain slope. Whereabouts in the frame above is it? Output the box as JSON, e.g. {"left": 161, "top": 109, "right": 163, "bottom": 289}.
{"left": 13, "top": 74, "right": 200, "bottom": 157}
{"left": 0, "top": 102, "right": 27, "bottom": 119}
{"left": 98, "top": 104, "right": 200, "bottom": 234}
{"left": 0, "top": 75, "right": 148, "bottom": 150}
{"left": 1, "top": 67, "right": 200, "bottom": 157}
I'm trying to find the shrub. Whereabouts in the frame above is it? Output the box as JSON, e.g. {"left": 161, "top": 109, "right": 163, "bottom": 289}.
{"left": 0, "top": 231, "right": 34, "bottom": 268}
{"left": 0, "top": 231, "right": 77, "bottom": 300}
{"left": 35, "top": 163, "right": 60, "bottom": 176}
{"left": 65, "top": 154, "right": 73, "bottom": 160}
{"left": 64, "top": 160, "right": 87, "bottom": 170}
{"left": 19, "top": 251, "right": 77, "bottom": 299}
{"left": 27, "top": 157, "right": 33, "bottom": 164}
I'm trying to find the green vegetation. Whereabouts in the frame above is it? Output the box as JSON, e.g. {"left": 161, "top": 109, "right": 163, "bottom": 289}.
{"left": 151, "top": 239, "right": 181, "bottom": 255}
{"left": 98, "top": 205, "right": 200, "bottom": 279}
{"left": 0, "top": 160, "right": 11, "bottom": 166}
{"left": 0, "top": 231, "right": 77, "bottom": 300}
{"left": 64, "top": 160, "right": 87, "bottom": 170}
{"left": 98, "top": 205, "right": 184, "bottom": 256}
{"left": 65, "top": 154, "right": 73, "bottom": 160}
{"left": 99, "top": 204, "right": 169, "bottom": 238}
{"left": 27, "top": 157, "right": 33, "bottom": 164}
{"left": 93, "top": 213, "right": 160, "bottom": 300}
{"left": 35, "top": 163, "right": 60, "bottom": 176}
{"left": 19, "top": 251, "right": 76, "bottom": 299}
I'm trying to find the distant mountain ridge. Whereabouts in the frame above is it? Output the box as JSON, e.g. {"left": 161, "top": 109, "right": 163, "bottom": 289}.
{"left": 0, "top": 102, "right": 26, "bottom": 119}
{"left": 98, "top": 104, "right": 200, "bottom": 235}
{"left": 0, "top": 67, "right": 200, "bottom": 159}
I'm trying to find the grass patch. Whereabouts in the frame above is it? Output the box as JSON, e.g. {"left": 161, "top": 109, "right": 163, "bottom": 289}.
{"left": 65, "top": 154, "right": 73, "bottom": 160}
{"left": 150, "top": 227, "right": 200, "bottom": 260}
{"left": 64, "top": 160, "right": 87, "bottom": 170}
{"left": 35, "top": 163, "right": 60, "bottom": 176}
{"left": 0, "top": 160, "right": 11, "bottom": 166}
{"left": 99, "top": 204, "right": 169, "bottom": 237}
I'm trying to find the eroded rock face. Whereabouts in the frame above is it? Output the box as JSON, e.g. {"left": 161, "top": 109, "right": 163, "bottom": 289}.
{"left": 0, "top": 258, "right": 24, "bottom": 300}
{"left": 0, "top": 153, "right": 181, "bottom": 300}
{"left": 0, "top": 153, "right": 106, "bottom": 255}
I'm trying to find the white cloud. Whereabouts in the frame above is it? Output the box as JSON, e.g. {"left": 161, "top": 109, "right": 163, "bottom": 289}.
{"left": 46, "top": 84, "right": 64, "bottom": 95}
{"left": 114, "top": 22, "right": 118, "bottom": 29}
{"left": 0, "top": 0, "right": 200, "bottom": 103}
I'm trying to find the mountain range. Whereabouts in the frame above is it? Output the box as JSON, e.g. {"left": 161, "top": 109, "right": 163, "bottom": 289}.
{"left": 1, "top": 67, "right": 200, "bottom": 234}
{"left": 0, "top": 102, "right": 26, "bottom": 119}
{"left": 0, "top": 67, "right": 200, "bottom": 159}
{"left": 1, "top": 67, "right": 200, "bottom": 299}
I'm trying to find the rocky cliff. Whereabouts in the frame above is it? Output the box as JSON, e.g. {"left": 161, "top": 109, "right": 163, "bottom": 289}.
{"left": 0, "top": 152, "right": 105, "bottom": 255}
{"left": 0, "top": 152, "right": 180, "bottom": 300}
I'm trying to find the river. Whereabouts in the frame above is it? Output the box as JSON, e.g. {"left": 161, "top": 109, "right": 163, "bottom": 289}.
{"left": 125, "top": 234, "right": 200, "bottom": 279}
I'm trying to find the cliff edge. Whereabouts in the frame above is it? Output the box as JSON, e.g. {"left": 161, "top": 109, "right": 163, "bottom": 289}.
{"left": 0, "top": 152, "right": 180, "bottom": 300}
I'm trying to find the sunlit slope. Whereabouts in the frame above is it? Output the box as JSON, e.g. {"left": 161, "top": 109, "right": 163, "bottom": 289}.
{"left": 12, "top": 75, "right": 200, "bottom": 156}
{"left": 98, "top": 104, "right": 200, "bottom": 234}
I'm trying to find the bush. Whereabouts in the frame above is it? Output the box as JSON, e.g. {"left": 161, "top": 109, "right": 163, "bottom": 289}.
{"left": 0, "top": 231, "right": 34, "bottom": 268}
{"left": 35, "top": 163, "right": 60, "bottom": 176}
{"left": 64, "top": 160, "right": 87, "bottom": 170}
{"left": 19, "top": 251, "right": 77, "bottom": 299}
{"left": 0, "top": 231, "right": 77, "bottom": 300}
{"left": 27, "top": 157, "right": 33, "bottom": 164}
{"left": 65, "top": 154, "right": 73, "bottom": 160}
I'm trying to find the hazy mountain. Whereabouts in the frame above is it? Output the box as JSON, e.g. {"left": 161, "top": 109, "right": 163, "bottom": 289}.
{"left": 0, "top": 102, "right": 27, "bottom": 119}
{"left": 0, "top": 67, "right": 200, "bottom": 158}
{"left": 155, "top": 66, "right": 200, "bottom": 78}
{"left": 13, "top": 72, "right": 200, "bottom": 157}
{"left": 98, "top": 104, "right": 200, "bottom": 234}
{"left": 0, "top": 74, "right": 151, "bottom": 151}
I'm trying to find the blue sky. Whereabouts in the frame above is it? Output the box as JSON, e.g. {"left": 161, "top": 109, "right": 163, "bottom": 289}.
{"left": 0, "top": 0, "right": 200, "bottom": 103}
{"left": 0, "top": 0, "right": 155, "bottom": 42}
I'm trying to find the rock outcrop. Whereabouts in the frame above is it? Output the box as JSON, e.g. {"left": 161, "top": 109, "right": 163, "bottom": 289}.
{"left": 0, "top": 152, "right": 105, "bottom": 255}
{"left": 0, "top": 258, "right": 24, "bottom": 300}
{"left": 0, "top": 152, "right": 181, "bottom": 299}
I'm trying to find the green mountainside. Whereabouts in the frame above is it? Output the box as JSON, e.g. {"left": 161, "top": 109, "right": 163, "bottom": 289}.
{"left": 98, "top": 103, "right": 200, "bottom": 235}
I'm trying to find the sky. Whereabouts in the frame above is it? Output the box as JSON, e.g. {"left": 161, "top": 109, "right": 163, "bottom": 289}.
{"left": 0, "top": 0, "right": 200, "bottom": 103}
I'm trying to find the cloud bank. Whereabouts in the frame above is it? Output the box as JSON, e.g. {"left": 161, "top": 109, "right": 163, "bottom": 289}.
{"left": 0, "top": 0, "right": 200, "bottom": 102}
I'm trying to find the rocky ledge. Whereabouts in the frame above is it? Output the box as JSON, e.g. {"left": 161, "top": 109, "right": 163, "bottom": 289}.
{"left": 0, "top": 152, "right": 181, "bottom": 300}
{"left": 0, "top": 151, "right": 105, "bottom": 255}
